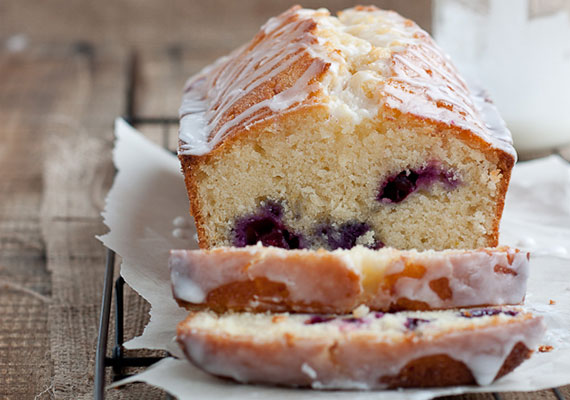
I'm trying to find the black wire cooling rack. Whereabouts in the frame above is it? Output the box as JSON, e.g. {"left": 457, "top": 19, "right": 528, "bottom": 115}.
{"left": 94, "top": 54, "right": 177, "bottom": 399}
{"left": 93, "top": 54, "right": 568, "bottom": 400}
{"left": 93, "top": 115, "right": 176, "bottom": 399}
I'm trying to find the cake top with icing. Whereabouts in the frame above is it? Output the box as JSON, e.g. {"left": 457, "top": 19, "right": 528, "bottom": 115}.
{"left": 178, "top": 6, "right": 515, "bottom": 158}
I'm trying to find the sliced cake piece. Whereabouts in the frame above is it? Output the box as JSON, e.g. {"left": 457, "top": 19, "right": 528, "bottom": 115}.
{"left": 170, "top": 245, "right": 529, "bottom": 314}
{"left": 177, "top": 308, "right": 545, "bottom": 389}
{"left": 178, "top": 6, "right": 515, "bottom": 251}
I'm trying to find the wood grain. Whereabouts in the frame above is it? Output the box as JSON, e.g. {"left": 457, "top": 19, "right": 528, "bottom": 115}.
{"left": 37, "top": 47, "right": 168, "bottom": 399}
{"left": 0, "top": 45, "right": 165, "bottom": 399}
{"left": 0, "top": 53, "right": 60, "bottom": 400}
{"left": 36, "top": 48, "right": 120, "bottom": 398}
{"left": 1, "top": 1, "right": 432, "bottom": 55}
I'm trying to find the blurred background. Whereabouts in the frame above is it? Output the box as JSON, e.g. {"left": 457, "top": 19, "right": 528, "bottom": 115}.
{"left": 1, "top": 1, "right": 432, "bottom": 56}
{"left": 3, "top": 0, "right": 569, "bottom": 155}
{"left": 1, "top": 0, "right": 569, "bottom": 154}
{"left": 434, "top": 0, "right": 570, "bottom": 155}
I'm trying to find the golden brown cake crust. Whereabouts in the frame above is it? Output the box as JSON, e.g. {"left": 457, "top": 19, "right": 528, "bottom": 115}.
{"left": 379, "top": 342, "right": 531, "bottom": 388}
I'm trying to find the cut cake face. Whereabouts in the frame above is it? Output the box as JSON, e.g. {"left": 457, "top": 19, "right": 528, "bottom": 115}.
{"left": 178, "top": 6, "right": 515, "bottom": 251}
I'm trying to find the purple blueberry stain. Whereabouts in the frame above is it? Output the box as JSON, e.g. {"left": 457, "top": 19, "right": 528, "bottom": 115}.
{"left": 374, "top": 312, "right": 385, "bottom": 319}
{"left": 377, "top": 163, "right": 461, "bottom": 204}
{"left": 233, "top": 202, "right": 385, "bottom": 251}
{"left": 317, "top": 221, "right": 383, "bottom": 250}
{"left": 502, "top": 310, "right": 519, "bottom": 317}
{"left": 460, "top": 308, "right": 519, "bottom": 318}
{"left": 378, "top": 170, "right": 419, "bottom": 204}
{"left": 338, "top": 317, "right": 372, "bottom": 331}
{"left": 405, "top": 317, "right": 431, "bottom": 330}
{"left": 232, "top": 201, "right": 304, "bottom": 249}
{"left": 304, "top": 316, "right": 335, "bottom": 325}
{"left": 265, "top": 201, "right": 283, "bottom": 218}
{"left": 342, "top": 317, "right": 366, "bottom": 324}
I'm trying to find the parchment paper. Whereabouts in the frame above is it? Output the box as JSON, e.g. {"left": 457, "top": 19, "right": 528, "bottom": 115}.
{"left": 99, "top": 119, "right": 570, "bottom": 399}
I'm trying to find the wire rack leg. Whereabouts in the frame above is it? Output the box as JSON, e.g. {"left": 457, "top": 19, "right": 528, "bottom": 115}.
{"left": 94, "top": 249, "right": 116, "bottom": 399}
{"left": 113, "top": 276, "right": 125, "bottom": 379}
{"left": 553, "top": 387, "right": 566, "bottom": 400}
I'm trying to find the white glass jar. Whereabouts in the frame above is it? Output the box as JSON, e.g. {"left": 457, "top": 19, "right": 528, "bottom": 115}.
{"left": 433, "top": 0, "right": 570, "bottom": 154}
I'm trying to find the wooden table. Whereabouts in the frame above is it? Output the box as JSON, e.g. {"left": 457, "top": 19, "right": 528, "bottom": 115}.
{"left": 1, "top": 1, "right": 568, "bottom": 398}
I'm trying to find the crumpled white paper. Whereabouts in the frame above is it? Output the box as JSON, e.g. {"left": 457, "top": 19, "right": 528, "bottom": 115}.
{"left": 99, "top": 119, "right": 570, "bottom": 399}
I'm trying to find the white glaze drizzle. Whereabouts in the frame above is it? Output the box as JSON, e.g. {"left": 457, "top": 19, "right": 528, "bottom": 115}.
{"left": 169, "top": 246, "right": 529, "bottom": 312}
{"left": 178, "top": 6, "right": 515, "bottom": 158}
{"left": 384, "top": 248, "right": 528, "bottom": 309}
{"left": 301, "top": 363, "right": 317, "bottom": 379}
{"left": 170, "top": 253, "right": 206, "bottom": 303}
{"left": 469, "top": 85, "right": 516, "bottom": 159}
{"left": 178, "top": 309, "right": 546, "bottom": 388}
{"left": 179, "top": 7, "right": 327, "bottom": 156}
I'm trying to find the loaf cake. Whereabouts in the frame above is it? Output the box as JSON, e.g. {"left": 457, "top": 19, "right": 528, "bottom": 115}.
{"left": 170, "top": 245, "right": 529, "bottom": 313}
{"left": 177, "top": 308, "right": 545, "bottom": 389}
{"left": 178, "top": 5, "right": 516, "bottom": 251}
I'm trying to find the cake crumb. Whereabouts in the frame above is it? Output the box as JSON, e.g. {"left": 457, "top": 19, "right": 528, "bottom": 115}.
{"left": 272, "top": 315, "right": 287, "bottom": 323}
{"left": 549, "top": 299, "right": 556, "bottom": 305}
{"left": 355, "top": 231, "right": 375, "bottom": 247}
{"left": 538, "top": 345, "right": 554, "bottom": 353}
{"left": 352, "top": 304, "right": 370, "bottom": 318}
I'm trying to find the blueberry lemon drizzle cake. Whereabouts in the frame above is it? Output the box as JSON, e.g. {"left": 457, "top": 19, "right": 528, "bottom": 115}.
{"left": 178, "top": 6, "right": 515, "bottom": 251}
{"left": 177, "top": 308, "right": 545, "bottom": 389}
{"left": 171, "top": 5, "right": 544, "bottom": 389}
{"left": 170, "top": 245, "right": 529, "bottom": 314}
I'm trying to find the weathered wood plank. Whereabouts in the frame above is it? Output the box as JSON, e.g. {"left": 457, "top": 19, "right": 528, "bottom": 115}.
{"left": 437, "top": 394, "right": 495, "bottom": 400}
{"left": 0, "top": 293, "right": 52, "bottom": 399}
{"left": 501, "top": 390, "right": 558, "bottom": 400}
{"left": 34, "top": 47, "right": 124, "bottom": 399}
{"left": 0, "top": 45, "right": 152, "bottom": 399}
{"left": 33, "top": 45, "right": 169, "bottom": 399}
{"left": 559, "top": 386, "right": 570, "bottom": 400}
{"left": 0, "top": 1, "right": 432, "bottom": 55}
{"left": 0, "top": 53, "right": 71, "bottom": 399}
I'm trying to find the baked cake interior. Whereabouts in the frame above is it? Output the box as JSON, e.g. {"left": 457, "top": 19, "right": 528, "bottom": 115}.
{"left": 194, "top": 109, "right": 505, "bottom": 251}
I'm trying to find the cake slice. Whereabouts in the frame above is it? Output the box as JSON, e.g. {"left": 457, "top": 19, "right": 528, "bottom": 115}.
{"left": 178, "top": 6, "right": 515, "bottom": 251}
{"left": 177, "top": 308, "right": 545, "bottom": 389}
{"left": 170, "top": 245, "right": 529, "bottom": 313}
